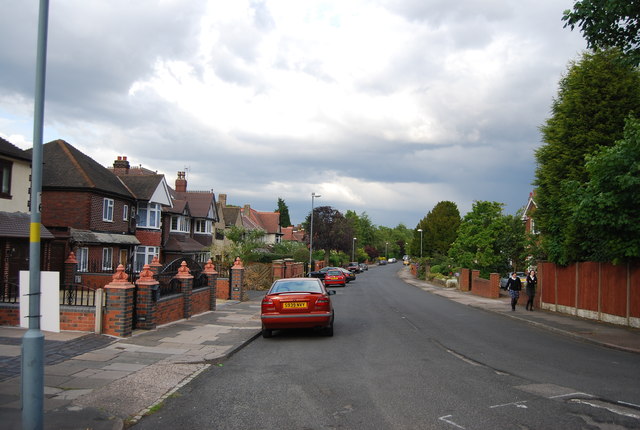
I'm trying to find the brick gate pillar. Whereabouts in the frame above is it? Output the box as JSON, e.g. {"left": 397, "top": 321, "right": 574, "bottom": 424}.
{"left": 103, "top": 265, "right": 135, "bottom": 337}
{"left": 203, "top": 259, "right": 218, "bottom": 311}
{"left": 176, "top": 261, "right": 193, "bottom": 319}
{"left": 230, "top": 257, "right": 246, "bottom": 301}
{"left": 63, "top": 252, "right": 78, "bottom": 285}
{"left": 148, "top": 256, "right": 162, "bottom": 277}
{"left": 135, "top": 264, "right": 159, "bottom": 329}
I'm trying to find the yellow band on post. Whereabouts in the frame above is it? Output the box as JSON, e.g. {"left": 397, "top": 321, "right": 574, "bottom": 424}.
{"left": 30, "top": 223, "right": 41, "bottom": 242}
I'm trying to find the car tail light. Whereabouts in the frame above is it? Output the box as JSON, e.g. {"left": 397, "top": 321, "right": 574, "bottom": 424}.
{"left": 262, "top": 297, "right": 275, "bottom": 312}
{"left": 316, "top": 296, "right": 330, "bottom": 309}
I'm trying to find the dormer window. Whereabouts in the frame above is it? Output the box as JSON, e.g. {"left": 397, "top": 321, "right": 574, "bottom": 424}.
{"left": 137, "top": 202, "right": 161, "bottom": 229}
{"left": 171, "top": 215, "right": 190, "bottom": 233}
{"left": 194, "top": 219, "right": 212, "bottom": 234}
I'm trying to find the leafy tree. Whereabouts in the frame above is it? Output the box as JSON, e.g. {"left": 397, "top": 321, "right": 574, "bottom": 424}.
{"left": 345, "top": 210, "right": 377, "bottom": 247}
{"left": 570, "top": 117, "right": 640, "bottom": 263}
{"left": 224, "top": 226, "right": 266, "bottom": 262}
{"left": 496, "top": 210, "right": 527, "bottom": 272}
{"left": 275, "top": 197, "right": 291, "bottom": 227}
{"left": 421, "top": 201, "right": 461, "bottom": 259}
{"left": 563, "top": 1, "right": 640, "bottom": 65}
{"left": 303, "top": 206, "right": 354, "bottom": 260}
{"left": 534, "top": 48, "right": 640, "bottom": 264}
{"left": 447, "top": 201, "right": 510, "bottom": 277}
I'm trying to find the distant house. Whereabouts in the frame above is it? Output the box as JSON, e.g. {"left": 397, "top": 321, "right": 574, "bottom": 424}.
{"left": 37, "top": 140, "right": 140, "bottom": 279}
{"left": 163, "top": 171, "right": 218, "bottom": 264}
{"left": 0, "top": 137, "right": 54, "bottom": 285}
{"left": 241, "top": 204, "right": 282, "bottom": 244}
{"left": 281, "top": 225, "right": 305, "bottom": 242}
{"left": 522, "top": 190, "right": 538, "bottom": 235}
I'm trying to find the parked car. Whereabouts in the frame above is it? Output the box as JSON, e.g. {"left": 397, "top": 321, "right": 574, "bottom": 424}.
{"left": 346, "top": 262, "right": 361, "bottom": 273}
{"left": 388, "top": 257, "right": 397, "bottom": 263}
{"left": 310, "top": 266, "right": 355, "bottom": 282}
{"left": 261, "top": 278, "right": 335, "bottom": 338}
{"left": 500, "top": 272, "right": 527, "bottom": 289}
{"left": 324, "top": 269, "right": 346, "bottom": 287}
{"left": 359, "top": 263, "right": 368, "bottom": 271}
{"left": 403, "top": 259, "right": 410, "bottom": 266}
{"left": 379, "top": 259, "right": 387, "bottom": 265}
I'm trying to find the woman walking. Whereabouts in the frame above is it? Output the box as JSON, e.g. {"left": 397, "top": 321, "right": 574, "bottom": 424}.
{"left": 505, "top": 272, "right": 522, "bottom": 311}
{"left": 525, "top": 270, "right": 537, "bottom": 311}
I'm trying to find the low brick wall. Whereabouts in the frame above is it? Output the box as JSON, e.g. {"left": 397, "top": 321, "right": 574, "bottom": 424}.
{"left": 0, "top": 304, "right": 19, "bottom": 326}
{"left": 60, "top": 307, "right": 96, "bottom": 331}
{"left": 155, "top": 295, "right": 185, "bottom": 326}
{"left": 470, "top": 270, "right": 500, "bottom": 299}
{"left": 191, "top": 287, "right": 211, "bottom": 315}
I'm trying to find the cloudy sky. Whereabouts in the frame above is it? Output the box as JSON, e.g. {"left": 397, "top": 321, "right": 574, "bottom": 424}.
{"left": 0, "top": 0, "right": 585, "bottom": 228}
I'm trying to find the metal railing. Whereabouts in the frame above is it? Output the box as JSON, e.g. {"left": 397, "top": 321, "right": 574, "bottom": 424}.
{"left": 0, "top": 281, "right": 20, "bottom": 304}
{"left": 60, "top": 284, "right": 97, "bottom": 307}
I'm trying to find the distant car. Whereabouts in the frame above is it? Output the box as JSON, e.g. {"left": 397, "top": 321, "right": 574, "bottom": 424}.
{"left": 261, "top": 277, "right": 335, "bottom": 338}
{"left": 359, "top": 263, "right": 368, "bottom": 271}
{"left": 501, "top": 272, "right": 527, "bottom": 289}
{"left": 324, "top": 269, "right": 346, "bottom": 287}
{"left": 388, "top": 258, "right": 397, "bottom": 263}
{"left": 403, "top": 259, "right": 410, "bottom": 266}
{"left": 379, "top": 259, "right": 387, "bottom": 265}
{"left": 309, "top": 266, "right": 337, "bottom": 278}
{"left": 338, "top": 267, "right": 356, "bottom": 282}
{"left": 346, "top": 262, "right": 361, "bottom": 273}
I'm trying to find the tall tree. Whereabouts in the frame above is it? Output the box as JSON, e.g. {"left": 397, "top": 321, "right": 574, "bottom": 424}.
{"left": 534, "top": 48, "right": 640, "bottom": 264}
{"left": 421, "top": 201, "right": 461, "bottom": 259}
{"left": 304, "top": 206, "right": 354, "bottom": 259}
{"left": 570, "top": 117, "right": 640, "bottom": 263}
{"left": 563, "top": 0, "right": 640, "bottom": 65}
{"left": 447, "top": 201, "right": 510, "bottom": 277}
{"left": 275, "top": 197, "right": 291, "bottom": 227}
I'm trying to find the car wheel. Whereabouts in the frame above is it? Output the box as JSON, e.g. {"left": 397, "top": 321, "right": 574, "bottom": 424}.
{"left": 324, "top": 323, "right": 334, "bottom": 337}
{"left": 262, "top": 328, "right": 273, "bottom": 338}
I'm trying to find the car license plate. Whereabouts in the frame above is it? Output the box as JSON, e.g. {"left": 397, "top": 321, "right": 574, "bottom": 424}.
{"left": 283, "top": 302, "right": 307, "bottom": 309}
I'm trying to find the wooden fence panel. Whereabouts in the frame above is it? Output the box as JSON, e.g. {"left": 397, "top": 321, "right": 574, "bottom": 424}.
{"left": 578, "top": 262, "right": 599, "bottom": 312}
{"left": 631, "top": 264, "right": 640, "bottom": 319}
{"left": 601, "top": 262, "right": 627, "bottom": 317}
{"left": 540, "top": 262, "right": 555, "bottom": 304}
{"left": 557, "top": 265, "right": 576, "bottom": 307}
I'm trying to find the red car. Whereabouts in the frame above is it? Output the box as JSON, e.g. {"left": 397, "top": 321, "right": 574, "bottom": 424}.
{"left": 324, "top": 269, "right": 346, "bottom": 287}
{"left": 261, "top": 278, "right": 336, "bottom": 338}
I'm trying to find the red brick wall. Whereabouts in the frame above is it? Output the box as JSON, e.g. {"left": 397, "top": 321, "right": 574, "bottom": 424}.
{"left": 135, "top": 229, "right": 162, "bottom": 247}
{"left": 0, "top": 305, "right": 19, "bottom": 326}
{"left": 155, "top": 296, "right": 185, "bottom": 326}
{"left": 60, "top": 309, "right": 95, "bottom": 331}
{"left": 42, "top": 191, "right": 92, "bottom": 228}
{"left": 88, "top": 194, "right": 132, "bottom": 232}
{"left": 192, "top": 288, "right": 210, "bottom": 315}
{"left": 469, "top": 272, "right": 500, "bottom": 299}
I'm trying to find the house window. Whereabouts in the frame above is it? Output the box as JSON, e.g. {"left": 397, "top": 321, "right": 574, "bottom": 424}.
{"left": 194, "top": 219, "right": 212, "bottom": 234}
{"left": 76, "top": 247, "right": 89, "bottom": 272}
{"left": 134, "top": 246, "right": 159, "bottom": 272}
{"left": 171, "top": 215, "right": 190, "bottom": 233}
{"left": 102, "top": 247, "right": 113, "bottom": 271}
{"left": 103, "top": 198, "right": 114, "bottom": 222}
{"left": 531, "top": 218, "right": 539, "bottom": 235}
{"left": 137, "top": 203, "right": 161, "bottom": 229}
{"left": 123, "top": 204, "right": 129, "bottom": 221}
{"left": 0, "top": 159, "right": 12, "bottom": 199}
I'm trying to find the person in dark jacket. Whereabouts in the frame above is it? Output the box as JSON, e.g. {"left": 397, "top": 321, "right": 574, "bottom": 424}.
{"left": 525, "top": 270, "right": 537, "bottom": 311}
{"left": 505, "top": 272, "right": 522, "bottom": 311}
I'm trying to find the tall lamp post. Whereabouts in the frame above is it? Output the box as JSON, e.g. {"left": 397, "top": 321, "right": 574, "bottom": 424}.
{"left": 385, "top": 242, "right": 388, "bottom": 260}
{"left": 417, "top": 228, "right": 423, "bottom": 258}
{"left": 308, "top": 192, "right": 321, "bottom": 275}
{"left": 352, "top": 237, "right": 357, "bottom": 261}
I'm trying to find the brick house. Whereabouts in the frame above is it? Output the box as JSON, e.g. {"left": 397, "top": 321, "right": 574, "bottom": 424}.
{"left": 111, "top": 156, "right": 172, "bottom": 271}
{"left": 37, "top": 140, "right": 140, "bottom": 284}
{"left": 0, "top": 137, "right": 54, "bottom": 286}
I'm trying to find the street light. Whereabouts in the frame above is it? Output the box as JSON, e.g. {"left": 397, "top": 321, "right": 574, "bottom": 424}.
{"left": 417, "top": 228, "right": 423, "bottom": 258}
{"left": 308, "top": 192, "right": 321, "bottom": 276}
{"left": 352, "top": 237, "right": 357, "bottom": 261}
{"left": 385, "top": 242, "right": 388, "bottom": 260}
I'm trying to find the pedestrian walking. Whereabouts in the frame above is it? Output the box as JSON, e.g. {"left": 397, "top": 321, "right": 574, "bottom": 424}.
{"left": 525, "top": 270, "right": 537, "bottom": 311}
{"left": 505, "top": 272, "right": 522, "bottom": 311}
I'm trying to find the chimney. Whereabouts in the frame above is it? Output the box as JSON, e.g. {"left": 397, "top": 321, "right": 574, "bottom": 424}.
{"left": 175, "top": 171, "right": 187, "bottom": 192}
{"left": 243, "top": 204, "right": 251, "bottom": 216}
{"left": 218, "top": 193, "right": 227, "bottom": 207}
{"left": 113, "top": 156, "right": 130, "bottom": 175}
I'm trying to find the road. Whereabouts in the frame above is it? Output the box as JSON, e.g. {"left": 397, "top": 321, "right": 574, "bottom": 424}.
{"left": 133, "top": 264, "right": 640, "bottom": 429}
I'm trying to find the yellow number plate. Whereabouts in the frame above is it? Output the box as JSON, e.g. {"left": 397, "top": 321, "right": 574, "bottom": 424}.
{"left": 283, "top": 302, "right": 308, "bottom": 309}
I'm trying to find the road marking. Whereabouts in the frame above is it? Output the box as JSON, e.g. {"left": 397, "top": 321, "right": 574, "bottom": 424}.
{"left": 444, "top": 348, "right": 482, "bottom": 366}
{"left": 438, "top": 415, "right": 465, "bottom": 429}
{"left": 619, "top": 400, "right": 640, "bottom": 409}
{"left": 549, "top": 392, "right": 593, "bottom": 399}
{"left": 490, "top": 400, "right": 528, "bottom": 409}
{"left": 569, "top": 399, "right": 640, "bottom": 419}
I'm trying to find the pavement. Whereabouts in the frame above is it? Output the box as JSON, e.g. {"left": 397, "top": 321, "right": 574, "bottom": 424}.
{"left": 0, "top": 267, "right": 639, "bottom": 429}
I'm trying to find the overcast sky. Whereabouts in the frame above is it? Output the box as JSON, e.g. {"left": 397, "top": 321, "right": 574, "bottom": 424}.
{"left": 0, "top": 0, "right": 586, "bottom": 228}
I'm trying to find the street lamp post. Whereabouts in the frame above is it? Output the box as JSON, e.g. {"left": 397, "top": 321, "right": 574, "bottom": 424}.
{"left": 417, "top": 228, "right": 423, "bottom": 258}
{"left": 352, "top": 237, "right": 357, "bottom": 261}
{"left": 385, "top": 242, "right": 388, "bottom": 260}
{"left": 308, "top": 192, "right": 321, "bottom": 275}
